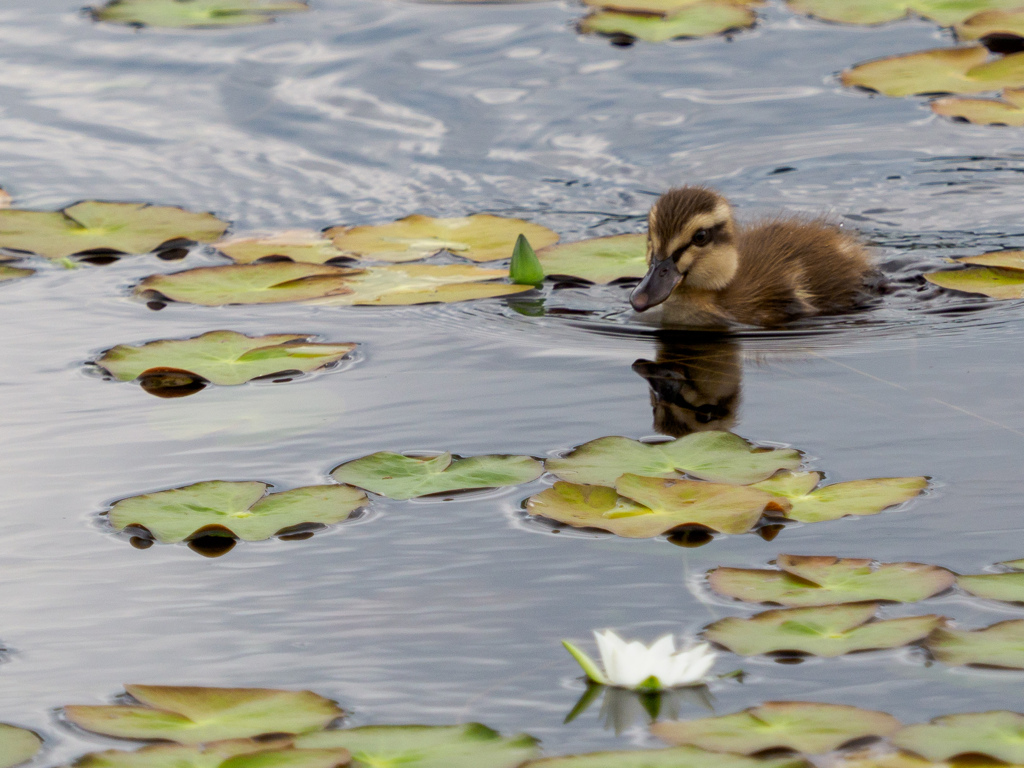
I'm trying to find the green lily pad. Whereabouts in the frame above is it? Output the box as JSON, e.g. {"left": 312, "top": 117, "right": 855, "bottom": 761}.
{"left": 925, "top": 619, "right": 1024, "bottom": 668}
{"left": 579, "top": 2, "right": 756, "bottom": 42}
{"left": 958, "top": 571, "right": 1024, "bottom": 602}
{"left": 536, "top": 235, "right": 648, "bottom": 285}
{"left": 307, "top": 264, "right": 532, "bottom": 305}
{"left": 932, "top": 88, "right": 1024, "bottom": 124}
{"left": 581, "top": 0, "right": 760, "bottom": 15}
{"left": 708, "top": 554, "right": 956, "bottom": 607}
{"left": 893, "top": 711, "right": 1024, "bottom": 762}
{"left": 0, "top": 265, "right": 34, "bottom": 283}
{"left": 703, "top": 602, "right": 945, "bottom": 657}
{"left": 74, "top": 739, "right": 351, "bottom": 768}
{"left": 1003, "top": 558, "right": 1024, "bottom": 569}
{"left": 330, "top": 452, "right": 543, "bottom": 500}
{"left": 65, "top": 686, "right": 343, "bottom": 744}
{"left": 95, "top": 331, "right": 356, "bottom": 387}
{"left": 750, "top": 471, "right": 928, "bottom": 523}
{"left": 957, "top": 8, "right": 1024, "bottom": 43}
{"left": 107, "top": 481, "right": 367, "bottom": 543}
{"left": 0, "top": 724, "right": 42, "bottom": 768}
{"left": 89, "top": 0, "right": 309, "bottom": 27}
{"left": 215, "top": 232, "right": 350, "bottom": 265}
{"left": 842, "top": 46, "right": 1024, "bottom": 97}
{"left": 923, "top": 266, "right": 1024, "bottom": 298}
{"left": 546, "top": 432, "right": 802, "bottom": 487}
{"left": 954, "top": 250, "right": 1024, "bottom": 270}
{"left": 651, "top": 702, "right": 902, "bottom": 755}
{"left": 830, "top": 749, "right": 970, "bottom": 767}
{"left": 787, "top": 0, "right": 1024, "bottom": 26}
{"left": 295, "top": 723, "right": 540, "bottom": 768}
{"left": 526, "top": 474, "right": 781, "bottom": 538}
{"left": 523, "top": 746, "right": 808, "bottom": 768}
{"left": 0, "top": 201, "right": 228, "bottom": 260}
{"left": 324, "top": 214, "right": 559, "bottom": 263}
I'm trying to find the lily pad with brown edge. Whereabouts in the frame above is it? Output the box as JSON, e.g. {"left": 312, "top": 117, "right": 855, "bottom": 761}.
{"left": 74, "top": 739, "right": 351, "bottom": 768}
{"left": 330, "top": 452, "right": 543, "bottom": 500}
{"left": 932, "top": 88, "right": 1024, "bottom": 124}
{"left": 581, "top": 0, "right": 761, "bottom": 13}
{"left": 842, "top": 46, "right": 1024, "bottom": 97}
{"left": 522, "top": 746, "right": 809, "bottom": 768}
{"left": 536, "top": 234, "right": 648, "bottom": 284}
{"left": 579, "top": 2, "right": 757, "bottom": 42}
{"left": 95, "top": 331, "right": 357, "bottom": 388}
{"left": 306, "top": 264, "right": 533, "bottom": 306}
{"left": 545, "top": 431, "right": 802, "bottom": 488}
{"left": 750, "top": 471, "right": 928, "bottom": 524}
{"left": 703, "top": 602, "right": 945, "bottom": 657}
{"left": 957, "top": 9, "right": 1024, "bottom": 51}
{"left": 214, "top": 232, "right": 351, "bottom": 265}
{"left": 651, "top": 702, "right": 902, "bottom": 755}
{"left": 0, "top": 201, "right": 228, "bottom": 260}
{"left": 957, "top": 571, "right": 1024, "bottom": 603}
{"left": 0, "top": 265, "right": 34, "bottom": 283}
{"left": 893, "top": 711, "right": 1024, "bottom": 763}
{"left": 787, "top": 0, "right": 1024, "bottom": 26}
{"left": 107, "top": 481, "right": 367, "bottom": 543}
{"left": 295, "top": 723, "right": 540, "bottom": 768}
{"left": 325, "top": 214, "right": 559, "bottom": 264}
{"left": 65, "top": 686, "right": 343, "bottom": 744}
{"left": 89, "top": 0, "right": 309, "bottom": 27}
{"left": 708, "top": 554, "right": 957, "bottom": 607}
{"left": 0, "top": 724, "right": 42, "bottom": 768}
{"left": 923, "top": 266, "right": 1024, "bottom": 298}
{"left": 954, "top": 250, "right": 1024, "bottom": 269}
{"left": 925, "top": 619, "right": 1024, "bottom": 668}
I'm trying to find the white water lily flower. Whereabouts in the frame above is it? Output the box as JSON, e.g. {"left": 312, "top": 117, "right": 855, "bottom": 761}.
{"left": 563, "top": 630, "right": 716, "bottom": 691}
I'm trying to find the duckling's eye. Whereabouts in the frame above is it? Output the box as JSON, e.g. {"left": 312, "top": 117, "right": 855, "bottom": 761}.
{"left": 692, "top": 228, "right": 711, "bottom": 247}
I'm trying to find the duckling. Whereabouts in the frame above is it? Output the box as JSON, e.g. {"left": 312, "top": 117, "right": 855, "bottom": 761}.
{"left": 630, "top": 187, "right": 877, "bottom": 327}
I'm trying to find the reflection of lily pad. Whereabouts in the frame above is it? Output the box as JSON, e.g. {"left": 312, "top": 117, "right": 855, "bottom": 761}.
{"left": 546, "top": 432, "right": 802, "bottom": 487}
{"left": 526, "top": 475, "right": 780, "bottom": 537}
{"left": 90, "top": 0, "right": 309, "bottom": 28}
{"left": 330, "top": 452, "right": 543, "bottom": 500}
{"left": 957, "top": 9, "right": 1024, "bottom": 46}
{"left": 523, "top": 746, "right": 808, "bottom": 768}
{"left": 652, "top": 702, "right": 901, "bottom": 755}
{"left": 958, "top": 571, "right": 1024, "bottom": 602}
{"left": 215, "top": 232, "right": 350, "bottom": 265}
{"left": 296, "top": 723, "right": 540, "bottom": 768}
{"left": 704, "top": 603, "right": 944, "bottom": 657}
{"left": 708, "top": 554, "right": 956, "bottom": 607}
{"left": 579, "top": 2, "right": 756, "bottom": 42}
{"left": 788, "top": 0, "right": 1024, "bottom": 26}
{"left": 932, "top": 89, "right": 1024, "bottom": 124}
{"left": 75, "top": 739, "right": 350, "bottom": 768}
{"left": 0, "top": 724, "right": 42, "bottom": 768}
{"left": 955, "top": 250, "right": 1024, "bottom": 269}
{"left": 325, "top": 214, "right": 559, "bottom": 263}
{"left": 893, "top": 711, "right": 1024, "bottom": 763}
{"left": 751, "top": 471, "right": 927, "bottom": 523}
{"left": 107, "top": 481, "right": 367, "bottom": 543}
{"left": 0, "top": 265, "right": 34, "bottom": 283}
{"left": 0, "top": 201, "right": 228, "bottom": 260}
{"left": 536, "top": 235, "right": 648, "bottom": 285}
{"left": 65, "top": 686, "right": 343, "bottom": 744}
{"left": 924, "top": 266, "right": 1024, "bottom": 298}
{"left": 925, "top": 619, "right": 1024, "bottom": 668}
{"left": 842, "top": 46, "right": 1024, "bottom": 97}
{"left": 95, "top": 331, "right": 356, "bottom": 387}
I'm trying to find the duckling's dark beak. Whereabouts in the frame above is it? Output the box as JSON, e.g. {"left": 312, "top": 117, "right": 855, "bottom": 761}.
{"left": 630, "top": 258, "right": 683, "bottom": 312}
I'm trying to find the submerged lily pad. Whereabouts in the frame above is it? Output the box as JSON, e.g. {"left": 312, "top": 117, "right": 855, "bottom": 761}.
{"left": 751, "top": 471, "right": 927, "bottom": 523}
{"left": 75, "top": 739, "right": 350, "bottom": 768}
{"left": 893, "top": 711, "right": 1024, "bottom": 763}
{"left": 932, "top": 88, "right": 1024, "bottom": 124}
{"left": 651, "top": 702, "right": 901, "bottom": 754}
{"left": 0, "top": 201, "right": 228, "bottom": 260}
{"left": 787, "top": 0, "right": 1024, "bottom": 26}
{"left": 523, "top": 746, "right": 808, "bottom": 767}
{"left": 954, "top": 250, "right": 1024, "bottom": 269}
{"left": 957, "top": 9, "right": 1024, "bottom": 48}
{"left": 107, "top": 481, "right": 367, "bottom": 543}
{"left": 215, "top": 232, "right": 350, "bottom": 265}
{"left": 923, "top": 265, "right": 1024, "bottom": 298}
{"left": 325, "top": 214, "right": 559, "bottom": 263}
{"left": 296, "top": 723, "right": 539, "bottom": 768}
{"left": 925, "top": 619, "right": 1024, "bottom": 668}
{"left": 330, "top": 452, "right": 543, "bottom": 499}
{"left": 536, "top": 235, "right": 648, "bottom": 285}
{"left": 703, "top": 603, "right": 944, "bottom": 657}
{"left": 842, "top": 46, "right": 1024, "bottom": 97}
{"left": 708, "top": 554, "right": 956, "bottom": 607}
{"left": 90, "top": 0, "right": 309, "bottom": 27}
{"left": 0, "top": 724, "right": 41, "bottom": 768}
{"left": 65, "top": 686, "right": 343, "bottom": 744}
{"left": 0, "top": 265, "right": 34, "bottom": 283}
{"left": 579, "top": 2, "right": 756, "bottom": 42}
{"left": 546, "top": 432, "right": 802, "bottom": 487}
{"left": 957, "top": 571, "right": 1024, "bottom": 602}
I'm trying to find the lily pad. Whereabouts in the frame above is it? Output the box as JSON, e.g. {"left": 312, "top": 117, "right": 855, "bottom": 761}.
{"left": 75, "top": 739, "right": 351, "bottom": 768}
{"left": 954, "top": 250, "right": 1024, "bottom": 269}
{"left": 522, "top": 746, "right": 808, "bottom": 768}
{"left": 579, "top": 2, "right": 757, "bottom": 42}
{"left": 330, "top": 452, "right": 543, "bottom": 499}
{"left": 0, "top": 201, "right": 228, "bottom": 260}
{"left": 923, "top": 265, "right": 1024, "bottom": 298}
{"left": 708, "top": 554, "right": 956, "bottom": 607}
{"left": 932, "top": 88, "right": 1024, "bottom": 124}
{"left": 0, "top": 265, "right": 34, "bottom": 283}
{"left": 1003, "top": 558, "right": 1024, "bottom": 569}
{"left": 107, "top": 481, "right": 367, "bottom": 543}
{"left": 526, "top": 475, "right": 782, "bottom": 537}
{"left": 65, "top": 686, "right": 343, "bottom": 744}
{"left": 89, "top": 0, "right": 309, "bottom": 27}
{"left": 582, "top": 0, "right": 760, "bottom": 14}
{"left": 703, "top": 603, "right": 945, "bottom": 657}
{"left": 95, "top": 331, "right": 356, "bottom": 387}
{"left": 307, "top": 264, "right": 532, "bottom": 305}
{"left": 546, "top": 432, "right": 802, "bottom": 487}
{"left": 296, "top": 723, "right": 540, "bottom": 768}
{"left": 787, "top": 0, "right": 1024, "bottom": 26}
{"left": 651, "top": 702, "right": 901, "bottom": 754}
{"left": 0, "top": 724, "right": 42, "bottom": 768}
{"left": 957, "top": 571, "right": 1024, "bottom": 602}
{"left": 892, "top": 711, "right": 1024, "bottom": 762}
{"left": 536, "top": 234, "right": 648, "bottom": 285}
{"left": 751, "top": 471, "right": 928, "bottom": 523}
{"left": 324, "top": 214, "right": 559, "bottom": 263}
{"left": 215, "top": 232, "right": 351, "bottom": 265}
{"left": 957, "top": 9, "right": 1024, "bottom": 48}
{"left": 925, "top": 619, "right": 1024, "bottom": 668}
{"left": 842, "top": 46, "right": 1024, "bottom": 97}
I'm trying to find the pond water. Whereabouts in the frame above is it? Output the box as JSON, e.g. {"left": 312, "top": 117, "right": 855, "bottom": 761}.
{"left": 3, "top": 0, "right": 1024, "bottom": 764}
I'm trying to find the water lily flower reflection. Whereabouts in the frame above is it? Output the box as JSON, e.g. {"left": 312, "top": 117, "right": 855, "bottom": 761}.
{"left": 563, "top": 630, "right": 716, "bottom": 691}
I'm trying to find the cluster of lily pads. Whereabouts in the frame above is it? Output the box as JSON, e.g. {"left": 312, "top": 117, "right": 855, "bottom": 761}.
{"left": 86, "top": 0, "right": 310, "bottom": 29}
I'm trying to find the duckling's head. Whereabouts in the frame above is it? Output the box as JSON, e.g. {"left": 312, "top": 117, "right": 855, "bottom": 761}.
{"left": 630, "top": 187, "right": 739, "bottom": 312}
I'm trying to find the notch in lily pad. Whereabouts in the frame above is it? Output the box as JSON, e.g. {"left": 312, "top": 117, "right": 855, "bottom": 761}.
{"left": 74, "top": 738, "right": 351, "bottom": 768}
{"left": 0, "top": 724, "right": 41, "bottom": 768}
{"left": 925, "top": 618, "right": 1024, "bottom": 669}
{"left": 579, "top": 1, "right": 757, "bottom": 43}
{"left": 510, "top": 234, "right": 544, "bottom": 286}
{"left": 89, "top": 0, "right": 310, "bottom": 28}
{"left": 893, "top": 711, "right": 1024, "bottom": 763}
{"left": 751, "top": 471, "right": 928, "bottom": 523}
{"left": 842, "top": 46, "right": 1024, "bottom": 97}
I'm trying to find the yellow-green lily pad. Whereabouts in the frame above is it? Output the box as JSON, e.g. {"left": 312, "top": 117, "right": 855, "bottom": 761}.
{"left": 1003, "top": 558, "right": 1024, "bottom": 569}
{"left": 0, "top": 724, "right": 41, "bottom": 768}
{"left": 751, "top": 471, "right": 928, "bottom": 523}
{"left": 703, "top": 603, "right": 945, "bottom": 657}
{"left": 0, "top": 201, "right": 228, "bottom": 260}
{"left": 306, "top": 264, "right": 533, "bottom": 305}
{"left": 89, "top": 0, "right": 309, "bottom": 27}
{"left": 0, "top": 265, "right": 34, "bottom": 283}
{"left": 957, "top": 8, "right": 1024, "bottom": 46}
{"left": 65, "top": 686, "right": 343, "bottom": 744}
{"left": 842, "top": 46, "right": 1024, "bottom": 97}
{"left": 932, "top": 88, "right": 1024, "bottom": 124}
{"left": 296, "top": 723, "right": 540, "bottom": 768}
{"left": 523, "top": 747, "right": 808, "bottom": 768}
{"left": 957, "top": 571, "right": 1024, "bottom": 602}
{"left": 536, "top": 234, "right": 648, "bottom": 285}
{"left": 74, "top": 739, "right": 350, "bottom": 768}
{"left": 893, "top": 711, "right": 1024, "bottom": 763}
{"left": 923, "top": 265, "right": 1024, "bottom": 298}
{"left": 107, "top": 481, "right": 367, "bottom": 543}
{"left": 925, "top": 619, "right": 1024, "bottom": 668}
{"left": 708, "top": 554, "right": 956, "bottom": 607}
{"left": 581, "top": 0, "right": 760, "bottom": 15}
{"left": 215, "top": 232, "right": 351, "bottom": 265}
{"left": 579, "top": 2, "right": 756, "bottom": 42}
{"left": 787, "top": 0, "right": 1024, "bottom": 26}
{"left": 651, "top": 702, "right": 902, "bottom": 755}
{"left": 330, "top": 452, "right": 543, "bottom": 500}
{"left": 953, "top": 250, "right": 1024, "bottom": 269}
{"left": 324, "top": 214, "right": 559, "bottom": 263}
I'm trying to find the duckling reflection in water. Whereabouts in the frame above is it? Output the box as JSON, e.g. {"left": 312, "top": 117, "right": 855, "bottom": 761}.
{"left": 631, "top": 187, "right": 877, "bottom": 327}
